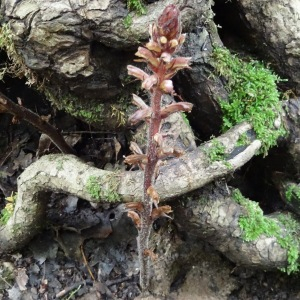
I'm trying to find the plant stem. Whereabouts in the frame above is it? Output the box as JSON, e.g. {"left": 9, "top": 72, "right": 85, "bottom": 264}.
{"left": 139, "top": 87, "right": 162, "bottom": 291}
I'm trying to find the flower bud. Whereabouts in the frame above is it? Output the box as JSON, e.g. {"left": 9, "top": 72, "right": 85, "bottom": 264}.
{"left": 160, "top": 102, "right": 193, "bottom": 118}
{"left": 178, "top": 34, "right": 186, "bottom": 45}
{"left": 160, "top": 79, "right": 174, "bottom": 94}
{"left": 149, "top": 23, "right": 159, "bottom": 44}
{"left": 132, "top": 94, "right": 148, "bottom": 109}
{"left": 127, "top": 65, "right": 149, "bottom": 81}
{"left": 160, "top": 36, "right": 168, "bottom": 44}
{"left": 142, "top": 74, "right": 158, "bottom": 90}
{"left": 169, "top": 39, "right": 178, "bottom": 48}
{"left": 151, "top": 205, "right": 172, "bottom": 220}
{"left": 157, "top": 4, "right": 181, "bottom": 40}
{"left": 124, "top": 154, "right": 148, "bottom": 166}
{"left": 146, "top": 41, "right": 161, "bottom": 53}
{"left": 128, "top": 107, "right": 152, "bottom": 125}
{"left": 166, "top": 57, "right": 192, "bottom": 71}
{"left": 161, "top": 52, "right": 172, "bottom": 63}
{"left": 127, "top": 211, "right": 141, "bottom": 229}
{"left": 135, "top": 47, "right": 160, "bottom": 67}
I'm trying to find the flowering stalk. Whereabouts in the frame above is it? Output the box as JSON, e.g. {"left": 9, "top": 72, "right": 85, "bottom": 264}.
{"left": 125, "top": 5, "right": 192, "bottom": 292}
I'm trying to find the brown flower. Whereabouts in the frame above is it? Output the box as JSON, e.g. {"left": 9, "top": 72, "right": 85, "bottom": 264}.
{"left": 160, "top": 102, "right": 193, "bottom": 118}
{"left": 157, "top": 5, "right": 181, "bottom": 40}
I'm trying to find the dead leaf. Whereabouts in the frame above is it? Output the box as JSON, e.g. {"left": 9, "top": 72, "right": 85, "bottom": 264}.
{"left": 127, "top": 211, "right": 141, "bottom": 229}
{"left": 36, "top": 134, "right": 52, "bottom": 157}
{"left": 113, "top": 137, "right": 121, "bottom": 161}
{"left": 12, "top": 150, "right": 33, "bottom": 170}
{"left": 64, "top": 133, "right": 81, "bottom": 147}
{"left": 7, "top": 286, "right": 22, "bottom": 300}
{"left": 63, "top": 195, "right": 79, "bottom": 213}
{"left": 144, "top": 249, "right": 158, "bottom": 261}
{"left": 129, "top": 141, "right": 143, "bottom": 155}
{"left": 15, "top": 268, "right": 28, "bottom": 291}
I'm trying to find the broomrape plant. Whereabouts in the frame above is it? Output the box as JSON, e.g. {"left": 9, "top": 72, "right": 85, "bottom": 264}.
{"left": 124, "top": 5, "right": 193, "bottom": 292}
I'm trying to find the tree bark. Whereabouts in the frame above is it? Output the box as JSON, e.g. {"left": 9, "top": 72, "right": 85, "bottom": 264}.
{"left": 1, "top": 0, "right": 222, "bottom": 133}
{"left": 236, "top": 0, "right": 300, "bottom": 92}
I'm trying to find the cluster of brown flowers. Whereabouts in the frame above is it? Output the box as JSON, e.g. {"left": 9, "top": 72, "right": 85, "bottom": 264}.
{"left": 125, "top": 4, "right": 193, "bottom": 230}
{"left": 124, "top": 4, "right": 193, "bottom": 290}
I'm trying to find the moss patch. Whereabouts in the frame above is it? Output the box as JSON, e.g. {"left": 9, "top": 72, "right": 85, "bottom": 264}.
{"left": 86, "top": 175, "right": 120, "bottom": 202}
{"left": 127, "top": 0, "right": 146, "bottom": 15}
{"left": 0, "top": 23, "right": 36, "bottom": 85}
{"left": 44, "top": 88, "right": 106, "bottom": 125}
{"left": 285, "top": 184, "right": 300, "bottom": 203}
{"left": 212, "top": 47, "right": 286, "bottom": 156}
{"left": 232, "top": 189, "right": 300, "bottom": 274}
{"left": 203, "top": 139, "right": 232, "bottom": 169}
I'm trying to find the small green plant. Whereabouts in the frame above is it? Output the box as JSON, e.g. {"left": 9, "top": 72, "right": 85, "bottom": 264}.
{"left": 0, "top": 192, "right": 17, "bottom": 224}
{"left": 232, "top": 189, "right": 300, "bottom": 274}
{"left": 63, "top": 284, "right": 82, "bottom": 300}
{"left": 285, "top": 184, "right": 300, "bottom": 203}
{"left": 127, "top": 0, "right": 146, "bottom": 15}
{"left": 212, "top": 47, "right": 286, "bottom": 155}
{"left": 111, "top": 105, "right": 127, "bottom": 127}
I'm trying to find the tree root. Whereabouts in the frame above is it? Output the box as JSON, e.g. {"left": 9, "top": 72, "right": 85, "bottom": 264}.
{"left": 174, "top": 183, "right": 289, "bottom": 270}
{"left": 2, "top": 121, "right": 292, "bottom": 274}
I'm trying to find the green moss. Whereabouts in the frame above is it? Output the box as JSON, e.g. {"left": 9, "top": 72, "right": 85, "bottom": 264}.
{"left": 232, "top": 189, "right": 279, "bottom": 240}
{"left": 181, "top": 112, "right": 190, "bottom": 126}
{"left": 206, "top": 139, "right": 226, "bottom": 162}
{"left": 0, "top": 23, "right": 36, "bottom": 84}
{"left": 124, "top": 15, "right": 133, "bottom": 29}
{"left": 277, "top": 214, "right": 300, "bottom": 274}
{"left": 212, "top": 47, "right": 286, "bottom": 156}
{"left": 203, "top": 139, "right": 232, "bottom": 169}
{"left": 44, "top": 88, "right": 105, "bottom": 124}
{"left": 86, "top": 175, "right": 120, "bottom": 202}
{"left": 232, "top": 189, "right": 300, "bottom": 274}
{"left": 124, "top": 0, "right": 146, "bottom": 29}
{"left": 127, "top": 0, "right": 146, "bottom": 15}
{"left": 56, "top": 158, "right": 64, "bottom": 171}
{"left": 236, "top": 132, "right": 251, "bottom": 147}
{"left": 285, "top": 184, "right": 300, "bottom": 203}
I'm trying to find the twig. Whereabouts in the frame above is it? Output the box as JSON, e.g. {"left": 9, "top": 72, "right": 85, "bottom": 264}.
{"left": 80, "top": 244, "right": 95, "bottom": 281}
{"left": 55, "top": 280, "right": 92, "bottom": 298}
{"left": 106, "top": 276, "right": 132, "bottom": 286}
{"left": 0, "top": 274, "right": 13, "bottom": 288}
{"left": 0, "top": 91, "right": 75, "bottom": 154}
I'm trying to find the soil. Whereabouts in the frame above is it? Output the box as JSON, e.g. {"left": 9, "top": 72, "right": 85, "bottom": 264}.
{"left": 0, "top": 79, "right": 300, "bottom": 299}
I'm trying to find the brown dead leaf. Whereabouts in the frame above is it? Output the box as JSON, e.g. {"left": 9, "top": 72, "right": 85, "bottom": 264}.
{"left": 15, "top": 268, "right": 28, "bottom": 291}
{"left": 37, "top": 134, "right": 52, "bottom": 157}
{"left": 64, "top": 133, "right": 81, "bottom": 147}
{"left": 113, "top": 137, "right": 122, "bottom": 161}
